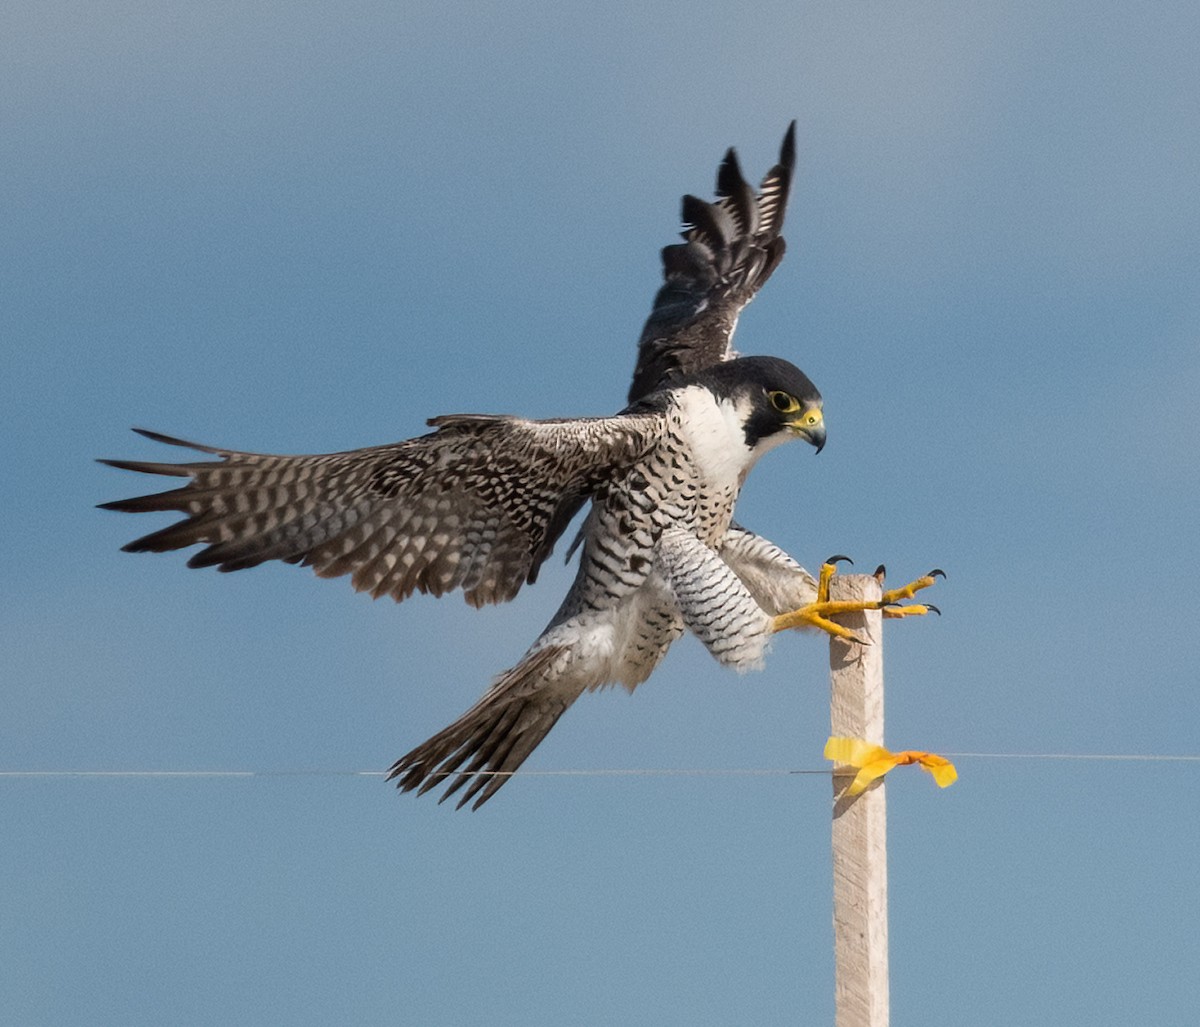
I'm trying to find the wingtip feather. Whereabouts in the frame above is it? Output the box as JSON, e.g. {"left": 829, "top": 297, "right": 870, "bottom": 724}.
{"left": 780, "top": 120, "right": 797, "bottom": 169}
{"left": 129, "top": 427, "right": 221, "bottom": 454}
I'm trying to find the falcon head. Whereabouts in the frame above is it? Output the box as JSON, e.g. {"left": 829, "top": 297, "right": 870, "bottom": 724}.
{"left": 699, "top": 355, "right": 825, "bottom": 455}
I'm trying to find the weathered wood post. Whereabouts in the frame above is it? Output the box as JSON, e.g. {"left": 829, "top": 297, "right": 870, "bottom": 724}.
{"left": 828, "top": 572, "right": 889, "bottom": 1027}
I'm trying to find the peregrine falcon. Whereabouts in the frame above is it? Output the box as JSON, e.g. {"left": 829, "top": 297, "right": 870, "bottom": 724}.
{"left": 100, "top": 124, "right": 938, "bottom": 808}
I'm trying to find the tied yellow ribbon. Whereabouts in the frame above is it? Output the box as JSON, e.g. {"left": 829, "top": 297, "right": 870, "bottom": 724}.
{"left": 824, "top": 736, "right": 957, "bottom": 796}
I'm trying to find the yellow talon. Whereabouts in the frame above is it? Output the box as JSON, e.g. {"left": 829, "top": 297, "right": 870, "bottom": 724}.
{"left": 882, "top": 603, "right": 937, "bottom": 619}
{"left": 771, "top": 562, "right": 944, "bottom": 642}
{"left": 817, "top": 555, "right": 853, "bottom": 603}
{"left": 817, "top": 562, "right": 836, "bottom": 603}
{"left": 771, "top": 605, "right": 867, "bottom": 642}
{"left": 881, "top": 569, "right": 944, "bottom": 605}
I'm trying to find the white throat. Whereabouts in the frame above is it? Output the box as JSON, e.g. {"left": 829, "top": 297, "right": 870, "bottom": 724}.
{"left": 673, "top": 386, "right": 778, "bottom": 487}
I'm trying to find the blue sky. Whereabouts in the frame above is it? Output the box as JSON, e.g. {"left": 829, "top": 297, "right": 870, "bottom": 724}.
{"left": 4, "top": 2, "right": 1200, "bottom": 1023}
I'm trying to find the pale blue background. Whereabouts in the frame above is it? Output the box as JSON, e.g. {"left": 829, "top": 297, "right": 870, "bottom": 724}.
{"left": 4, "top": 3, "right": 1199, "bottom": 1024}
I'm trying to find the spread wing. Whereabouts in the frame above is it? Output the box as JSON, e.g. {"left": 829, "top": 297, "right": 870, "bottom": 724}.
{"left": 99, "top": 414, "right": 660, "bottom": 608}
{"left": 627, "top": 121, "right": 797, "bottom": 404}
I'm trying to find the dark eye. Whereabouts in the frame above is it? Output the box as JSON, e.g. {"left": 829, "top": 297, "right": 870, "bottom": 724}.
{"left": 769, "top": 390, "right": 798, "bottom": 413}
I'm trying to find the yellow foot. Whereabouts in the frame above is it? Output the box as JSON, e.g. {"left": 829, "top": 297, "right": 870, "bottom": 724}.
{"left": 770, "top": 558, "right": 944, "bottom": 643}
{"left": 880, "top": 567, "right": 943, "bottom": 609}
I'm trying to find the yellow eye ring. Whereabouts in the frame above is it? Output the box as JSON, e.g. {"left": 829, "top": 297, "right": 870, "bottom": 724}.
{"left": 768, "top": 390, "right": 799, "bottom": 414}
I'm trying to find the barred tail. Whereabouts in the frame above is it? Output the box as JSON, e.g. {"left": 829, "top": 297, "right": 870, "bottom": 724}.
{"left": 387, "top": 645, "right": 579, "bottom": 810}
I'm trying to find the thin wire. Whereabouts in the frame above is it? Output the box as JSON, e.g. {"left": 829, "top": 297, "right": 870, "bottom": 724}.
{"left": 942, "top": 752, "right": 1200, "bottom": 762}
{"left": 3, "top": 752, "right": 1200, "bottom": 779}
{"left": 0, "top": 768, "right": 827, "bottom": 779}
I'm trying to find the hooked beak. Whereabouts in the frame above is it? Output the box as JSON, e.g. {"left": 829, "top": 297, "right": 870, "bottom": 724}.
{"left": 789, "top": 408, "right": 825, "bottom": 454}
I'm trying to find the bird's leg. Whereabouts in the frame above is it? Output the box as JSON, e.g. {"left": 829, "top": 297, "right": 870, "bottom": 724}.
{"left": 770, "top": 558, "right": 943, "bottom": 643}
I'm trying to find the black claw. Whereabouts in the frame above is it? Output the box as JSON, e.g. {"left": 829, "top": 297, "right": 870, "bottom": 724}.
{"left": 836, "top": 630, "right": 871, "bottom": 646}
{"left": 929, "top": 568, "right": 946, "bottom": 579}
{"left": 873, "top": 564, "right": 886, "bottom": 578}
{"left": 882, "top": 601, "right": 940, "bottom": 617}
{"left": 825, "top": 554, "right": 853, "bottom": 566}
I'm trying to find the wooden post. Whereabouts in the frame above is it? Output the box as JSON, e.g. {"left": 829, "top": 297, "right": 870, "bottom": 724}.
{"left": 828, "top": 573, "right": 889, "bottom": 1027}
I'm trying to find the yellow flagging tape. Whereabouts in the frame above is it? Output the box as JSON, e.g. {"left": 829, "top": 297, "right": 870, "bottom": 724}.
{"left": 824, "top": 736, "right": 958, "bottom": 796}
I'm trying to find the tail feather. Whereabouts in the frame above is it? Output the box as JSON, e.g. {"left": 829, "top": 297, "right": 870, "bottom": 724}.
{"left": 387, "top": 645, "right": 579, "bottom": 810}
